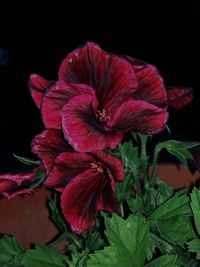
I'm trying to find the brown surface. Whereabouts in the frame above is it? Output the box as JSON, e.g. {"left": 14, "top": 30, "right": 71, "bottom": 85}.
{"left": 0, "top": 164, "right": 199, "bottom": 249}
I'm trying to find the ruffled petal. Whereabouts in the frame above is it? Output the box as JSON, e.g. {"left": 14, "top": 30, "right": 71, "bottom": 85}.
{"left": 166, "top": 86, "right": 193, "bottom": 109}
{"left": 108, "top": 100, "right": 168, "bottom": 134}
{"left": 61, "top": 169, "right": 118, "bottom": 234}
{"left": 59, "top": 42, "right": 138, "bottom": 112}
{"left": 28, "top": 74, "right": 53, "bottom": 109}
{"left": 44, "top": 152, "right": 94, "bottom": 188}
{"left": 125, "top": 56, "right": 168, "bottom": 107}
{"left": 61, "top": 94, "right": 123, "bottom": 152}
{"left": 32, "top": 130, "right": 73, "bottom": 174}
{"left": 41, "top": 80, "right": 95, "bottom": 129}
{"left": 0, "top": 166, "right": 42, "bottom": 199}
{"left": 92, "top": 152, "right": 124, "bottom": 182}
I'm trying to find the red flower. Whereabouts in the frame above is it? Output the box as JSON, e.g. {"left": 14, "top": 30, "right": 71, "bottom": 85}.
{"left": 29, "top": 42, "right": 168, "bottom": 152}
{"left": 0, "top": 166, "right": 43, "bottom": 199}
{"left": 32, "top": 129, "right": 124, "bottom": 234}
{"left": 125, "top": 56, "right": 193, "bottom": 109}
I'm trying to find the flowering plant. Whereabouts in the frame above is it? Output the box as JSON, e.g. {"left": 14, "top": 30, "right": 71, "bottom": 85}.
{"left": 0, "top": 42, "right": 200, "bottom": 266}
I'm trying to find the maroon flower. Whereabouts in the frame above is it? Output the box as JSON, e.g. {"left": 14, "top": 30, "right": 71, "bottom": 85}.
{"left": 32, "top": 129, "right": 124, "bottom": 234}
{"left": 125, "top": 56, "right": 193, "bottom": 109}
{"left": 0, "top": 166, "right": 43, "bottom": 199}
{"left": 29, "top": 42, "right": 168, "bottom": 152}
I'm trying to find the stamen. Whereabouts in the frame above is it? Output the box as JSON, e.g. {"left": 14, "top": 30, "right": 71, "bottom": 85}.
{"left": 96, "top": 109, "right": 111, "bottom": 122}
{"left": 90, "top": 162, "right": 104, "bottom": 173}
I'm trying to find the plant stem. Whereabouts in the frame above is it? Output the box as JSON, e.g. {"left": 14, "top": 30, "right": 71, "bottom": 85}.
{"left": 120, "top": 203, "right": 124, "bottom": 217}
{"left": 133, "top": 173, "right": 143, "bottom": 195}
{"left": 150, "top": 148, "right": 159, "bottom": 181}
{"left": 140, "top": 134, "right": 148, "bottom": 186}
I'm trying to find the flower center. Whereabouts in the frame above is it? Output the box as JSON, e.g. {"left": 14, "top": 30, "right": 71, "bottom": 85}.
{"left": 90, "top": 162, "right": 104, "bottom": 173}
{"left": 96, "top": 109, "right": 111, "bottom": 122}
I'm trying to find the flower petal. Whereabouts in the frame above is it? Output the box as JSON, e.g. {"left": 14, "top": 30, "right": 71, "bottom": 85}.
{"left": 59, "top": 42, "right": 138, "bottom": 112}
{"left": 28, "top": 73, "right": 53, "bottom": 109}
{"left": 108, "top": 100, "right": 168, "bottom": 134}
{"left": 44, "top": 152, "right": 94, "bottom": 188}
{"left": 61, "top": 169, "right": 118, "bottom": 234}
{"left": 0, "top": 166, "right": 41, "bottom": 199}
{"left": 166, "top": 86, "right": 193, "bottom": 109}
{"left": 92, "top": 152, "right": 124, "bottom": 182}
{"left": 125, "top": 56, "right": 168, "bottom": 107}
{"left": 41, "top": 80, "right": 95, "bottom": 129}
{"left": 61, "top": 94, "right": 123, "bottom": 152}
{"left": 32, "top": 130, "right": 73, "bottom": 174}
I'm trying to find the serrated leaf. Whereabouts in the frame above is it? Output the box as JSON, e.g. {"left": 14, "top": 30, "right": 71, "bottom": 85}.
{"left": 13, "top": 154, "right": 41, "bottom": 166}
{"left": 149, "top": 193, "right": 191, "bottom": 220}
{"left": 188, "top": 239, "right": 200, "bottom": 259}
{"left": 145, "top": 255, "right": 177, "bottom": 267}
{"left": 148, "top": 193, "right": 194, "bottom": 246}
{"left": 173, "top": 246, "right": 199, "bottom": 267}
{"left": 84, "top": 231, "right": 104, "bottom": 251}
{"left": 156, "top": 141, "right": 200, "bottom": 167}
{"left": 20, "top": 245, "right": 67, "bottom": 267}
{"left": 67, "top": 250, "right": 88, "bottom": 267}
{"left": 0, "top": 235, "right": 25, "bottom": 264}
{"left": 105, "top": 214, "right": 149, "bottom": 267}
{"left": 116, "top": 172, "right": 133, "bottom": 202}
{"left": 127, "top": 195, "right": 144, "bottom": 215}
{"left": 190, "top": 188, "right": 200, "bottom": 236}
{"left": 86, "top": 246, "right": 117, "bottom": 267}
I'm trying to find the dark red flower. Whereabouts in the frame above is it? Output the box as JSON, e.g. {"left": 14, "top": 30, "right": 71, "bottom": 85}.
{"left": 32, "top": 129, "right": 124, "bottom": 233}
{"left": 125, "top": 56, "right": 193, "bottom": 109}
{"left": 0, "top": 166, "right": 43, "bottom": 199}
{"left": 32, "top": 129, "right": 73, "bottom": 174}
{"left": 29, "top": 42, "right": 168, "bottom": 152}
{"left": 47, "top": 151, "right": 124, "bottom": 234}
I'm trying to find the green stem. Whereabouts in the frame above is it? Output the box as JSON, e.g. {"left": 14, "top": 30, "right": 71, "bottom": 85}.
{"left": 133, "top": 173, "right": 143, "bottom": 196}
{"left": 120, "top": 203, "right": 124, "bottom": 217}
{"left": 150, "top": 148, "right": 159, "bottom": 181}
{"left": 140, "top": 134, "right": 148, "bottom": 186}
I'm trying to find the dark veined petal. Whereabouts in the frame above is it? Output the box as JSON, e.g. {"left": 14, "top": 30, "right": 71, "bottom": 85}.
{"left": 61, "top": 169, "right": 118, "bottom": 234}
{"left": 32, "top": 130, "right": 73, "bottom": 174}
{"left": 59, "top": 42, "right": 138, "bottom": 112}
{"left": 125, "top": 56, "right": 168, "bottom": 107}
{"left": 92, "top": 152, "right": 124, "bottom": 182}
{"left": 44, "top": 152, "right": 94, "bottom": 189}
{"left": 41, "top": 80, "right": 95, "bottom": 129}
{"left": 108, "top": 100, "right": 168, "bottom": 134}
{"left": 28, "top": 73, "right": 53, "bottom": 109}
{"left": 166, "top": 86, "right": 193, "bottom": 109}
{"left": 61, "top": 94, "right": 123, "bottom": 152}
{"left": 0, "top": 166, "right": 42, "bottom": 199}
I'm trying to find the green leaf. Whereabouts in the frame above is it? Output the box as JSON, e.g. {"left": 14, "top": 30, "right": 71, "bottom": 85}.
{"left": 67, "top": 250, "right": 89, "bottom": 267}
{"left": 13, "top": 154, "right": 41, "bottom": 166}
{"left": 29, "top": 168, "right": 46, "bottom": 189}
{"left": 148, "top": 193, "right": 194, "bottom": 246}
{"left": 188, "top": 239, "right": 200, "bottom": 259}
{"left": 105, "top": 214, "right": 149, "bottom": 267}
{"left": 145, "top": 255, "right": 177, "bottom": 267}
{"left": 116, "top": 172, "right": 133, "bottom": 202}
{"left": 155, "top": 140, "right": 200, "bottom": 167}
{"left": 173, "top": 246, "right": 199, "bottom": 267}
{"left": 84, "top": 231, "right": 104, "bottom": 251}
{"left": 147, "top": 232, "right": 173, "bottom": 261}
{"left": 48, "top": 193, "right": 67, "bottom": 233}
{"left": 20, "top": 245, "right": 67, "bottom": 267}
{"left": 118, "top": 140, "right": 140, "bottom": 175}
{"left": 0, "top": 235, "right": 25, "bottom": 264}
{"left": 190, "top": 187, "right": 200, "bottom": 236}
{"left": 86, "top": 246, "right": 117, "bottom": 267}
{"left": 127, "top": 195, "right": 144, "bottom": 215}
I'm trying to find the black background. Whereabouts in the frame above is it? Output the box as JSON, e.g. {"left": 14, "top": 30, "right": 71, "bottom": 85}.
{"left": 0, "top": 1, "right": 199, "bottom": 171}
